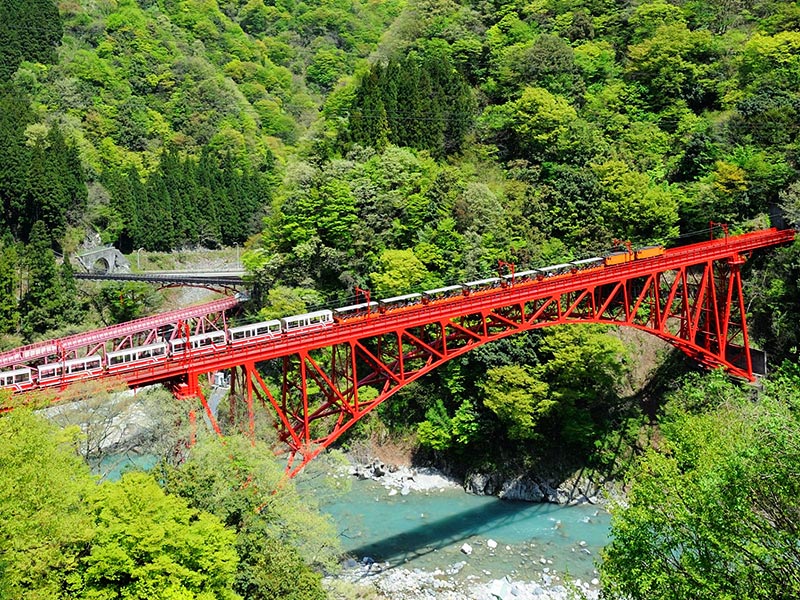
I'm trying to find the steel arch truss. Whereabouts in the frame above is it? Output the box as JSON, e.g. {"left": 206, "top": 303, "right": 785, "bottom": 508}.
{"left": 206, "top": 255, "right": 754, "bottom": 476}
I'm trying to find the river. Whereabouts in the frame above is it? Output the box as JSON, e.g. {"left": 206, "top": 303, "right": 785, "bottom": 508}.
{"left": 322, "top": 476, "right": 610, "bottom": 597}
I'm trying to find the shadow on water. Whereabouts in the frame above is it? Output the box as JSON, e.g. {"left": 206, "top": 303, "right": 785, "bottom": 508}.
{"left": 342, "top": 498, "right": 566, "bottom": 566}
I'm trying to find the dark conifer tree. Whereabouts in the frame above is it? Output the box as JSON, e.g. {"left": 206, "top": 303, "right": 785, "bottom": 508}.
{"left": 19, "top": 221, "right": 63, "bottom": 338}
{"left": 0, "top": 0, "right": 62, "bottom": 80}
{"left": 143, "top": 171, "right": 174, "bottom": 251}
{"left": 0, "top": 87, "right": 34, "bottom": 238}
{"left": 0, "top": 238, "right": 20, "bottom": 334}
{"left": 59, "top": 255, "right": 84, "bottom": 326}
{"left": 347, "top": 51, "right": 474, "bottom": 157}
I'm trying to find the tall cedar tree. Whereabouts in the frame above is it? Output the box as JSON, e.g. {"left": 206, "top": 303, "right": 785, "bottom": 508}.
{"left": 0, "top": 0, "right": 62, "bottom": 80}
{"left": 107, "top": 149, "right": 270, "bottom": 251}
{"left": 348, "top": 50, "right": 475, "bottom": 157}
{"left": 19, "top": 220, "right": 64, "bottom": 337}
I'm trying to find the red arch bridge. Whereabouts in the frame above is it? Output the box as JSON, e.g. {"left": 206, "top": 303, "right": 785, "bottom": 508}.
{"left": 1, "top": 227, "right": 795, "bottom": 475}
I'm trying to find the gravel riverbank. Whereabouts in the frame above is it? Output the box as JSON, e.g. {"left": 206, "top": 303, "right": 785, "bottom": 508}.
{"left": 328, "top": 557, "right": 600, "bottom": 600}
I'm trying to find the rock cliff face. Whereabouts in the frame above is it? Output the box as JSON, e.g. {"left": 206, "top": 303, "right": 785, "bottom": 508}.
{"left": 464, "top": 472, "right": 608, "bottom": 505}
{"left": 348, "top": 454, "right": 614, "bottom": 504}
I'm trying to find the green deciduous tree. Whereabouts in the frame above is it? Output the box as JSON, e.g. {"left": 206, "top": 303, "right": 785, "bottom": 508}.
{"left": 81, "top": 472, "right": 241, "bottom": 600}
{"left": 0, "top": 410, "right": 95, "bottom": 598}
{"left": 593, "top": 160, "right": 682, "bottom": 244}
{"left": 369, "top": 248, "right": 433, "bottom": 296}
{"left": 602, "top": 368, "right": 800, "bottom": 600}
{"left": 481, "top": 86, "right": 577, "bottom": 161}
{"left": 160, "top": 435, "right": 339, "bottom": 600}
{"left": 480, "top": 364, "right": 553, "bottom": 441}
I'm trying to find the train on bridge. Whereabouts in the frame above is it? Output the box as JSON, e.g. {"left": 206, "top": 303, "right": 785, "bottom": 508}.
{"left": 0, "top": 244, "right": 665, "bottom": 394}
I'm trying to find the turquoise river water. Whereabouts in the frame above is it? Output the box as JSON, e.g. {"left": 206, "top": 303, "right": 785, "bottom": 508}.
{"left": 322, "top": 478, "right": 610, "bottom": 584}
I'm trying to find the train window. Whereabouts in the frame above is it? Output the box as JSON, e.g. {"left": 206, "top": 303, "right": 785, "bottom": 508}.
{"left": 230, "top": 320, "right": 282, "bottom": 341}
{"left": 38, "top": 365, "right": 61, "bottom": 380}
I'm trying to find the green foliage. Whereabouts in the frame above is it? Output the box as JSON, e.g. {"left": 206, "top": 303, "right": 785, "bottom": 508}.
{"left": 416, "top": 398, "right": 482, "bottom": 451}
{"left": 0, "top": 411, "right": 94, "bottom": 598}
{"left": 369, "top": 248, "right": 432, "bottom": 297}
{"left": 602, "top": 369, "right": 800, "bottom": 600}
{"left": 347, "top": 48, "right": 476, "bottom": 157}
{"left": 160, "top": 435, "right": 340, "bottom": 600}
{"left": 593, "top": 159, "right": 682, "bottom": 244}
{"left": 480, "top": 365, "right": 553, "bottom": 441}
{"left": 19, "top": 221, "right": 84, "bottom": 339}
{"left": 81, "top": 472, "right": 241, "bottom": 600}
{"left": 0, "top": 0, "right": 62, "bottom": 80}
{"left": 0, "top": 88, "right": 87, "bottom": 244}
{"left": 1, "top": 410, "right": 242, "bottom": 600}
{"left": 482, "top": 86, "right": 578, "bottom": 160}
{"left": 105, "top": 149, "right": 273, "bottom": 251}
{"left": 259, "top": 286, "right": 323, "bottom": 320}
{"left": 478, "top": 325, "right": 628, "bottom": 448}
{"left": 0, "top": 239, "right": 20, "bottom": 334}
{"left": 95, "top": 281, "right": 161, "bottom": 325}
{"left": 746, "top": 239, "right": 800, "bottom": 363}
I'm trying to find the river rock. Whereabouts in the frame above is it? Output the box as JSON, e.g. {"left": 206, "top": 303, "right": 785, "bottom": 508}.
{"left": 461, "top": 543, "right": 473, "bottom": 555}
{"left": 465, "top": 472, "right": 502, "bottom": 495}
{"left": 498, "top": 476, "right": 546, "bottom": 502}
{"left": 488, "top": 577, "right": 512, "bottom": 599}
{"left": 487, "top": 538, "right": 498, "bottom": 549}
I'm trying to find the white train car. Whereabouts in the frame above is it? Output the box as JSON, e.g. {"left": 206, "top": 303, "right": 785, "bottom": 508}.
{"left": 333, "top": 302, "right": 379, "bottom": 320}
{"left": 280, "top": 309, "right": 334, "bottom": 331}
{"left": 0, "top": 367, "right": 33, "bottom": 391}
{"left": 38, "top": 355, "right": 103, "bottom": 382}
{"left": 169, "top": 330, "right": 227, "bottom": 354}
{"left": 229, "top": 320, "right": 282, "bottom": 343}
{"left": 107, "top": 342, "right": 169, "bottom": 367}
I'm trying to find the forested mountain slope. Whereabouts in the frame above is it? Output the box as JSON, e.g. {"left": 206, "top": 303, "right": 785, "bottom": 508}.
{"left": 2, "top": 0, "right": 800, "bottom": 461}
{"left": 2, "top": 1, "right": 800, "bottom": 598}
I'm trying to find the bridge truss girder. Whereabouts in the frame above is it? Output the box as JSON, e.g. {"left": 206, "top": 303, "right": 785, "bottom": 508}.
{"left": 184, "top": 256, "right": 752, "bottom": 476}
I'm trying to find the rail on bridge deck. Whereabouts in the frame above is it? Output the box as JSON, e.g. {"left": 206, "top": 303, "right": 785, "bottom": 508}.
{"left": 1, "top": 227, "right": 795, "bottom": 476}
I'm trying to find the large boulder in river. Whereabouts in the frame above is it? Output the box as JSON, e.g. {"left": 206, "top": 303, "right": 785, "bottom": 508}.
{"left": 465, "top": 472, "right": 502, "bottom": 495}
{"left": 498, "top": 476, "right": 546, "bottom": 502}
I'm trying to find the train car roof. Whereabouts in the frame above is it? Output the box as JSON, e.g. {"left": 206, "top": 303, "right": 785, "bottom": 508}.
{"left": 423, "top": 285, "right": 463, "bottom": 295}
{"left": 570, "top": 257, "right": 603, "bottom": 266}
{"left": 539, "top": 263, "right": 572, "bottom": 272}
{"left": 229, "top": 319, "right": 282, "bottom": 331}
{"left": 63, "top": 355, "right": 101, "bottom": 366}
{"left": 0, "top": 367, "right": 32, "bottom": 374}
{"left": 379, "top": 293, "right": 423, "bottom": 304}
{"left": 463, "top": 277, "right": 501, "bottom": 287}
{"left": 109, "top": 341, "right": 168, "bottom": 354}
{"left": 515, "top": 269, "right": 541, "bottom": 277}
